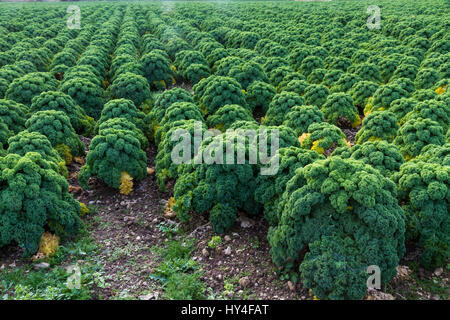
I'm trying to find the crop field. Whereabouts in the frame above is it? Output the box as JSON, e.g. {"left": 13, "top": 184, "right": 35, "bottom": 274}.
{"left": 0, "top": 0, "right": 448, "bottom": 301}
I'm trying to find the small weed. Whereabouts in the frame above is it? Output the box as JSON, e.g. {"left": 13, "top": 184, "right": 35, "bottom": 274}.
{"left": 149, "top": 239, "right": 206, "bottom": 300}
{"left": 157, "top": 222, "right": 179, "bottom": 238}
{"left": 208, "top": 236, "right": 222, "bottom": 250}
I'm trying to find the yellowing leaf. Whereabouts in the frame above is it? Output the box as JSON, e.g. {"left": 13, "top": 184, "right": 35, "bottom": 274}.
{"left": 311, "top": 139, "right": 324, "bottom": 154}
{"left": 119, "top": 171, "right": 133, "bottom": 195}
{"left": 298, "top": 132, "right": 311, "bottom": 146}
{"left": 37, "top": 232, "right": 60, "bottom": 258}
{"left": 435, "top": 85, "right": 446, "bottom": 95}
{"left": 80, "top": 202, "right": 89, "bottom": 215}
{"left": 351, "top": 115, "right": 362, "bottom": 128}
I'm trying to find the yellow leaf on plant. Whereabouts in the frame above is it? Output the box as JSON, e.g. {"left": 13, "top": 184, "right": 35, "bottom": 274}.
{"left": 80, "top": 202, "right": 89, "bottom": 215}
{"left": 153, "top": 124, "right": 159, "bottom": 138}
{"left": 38, "top": 232, "right": 60, "bottom": 257}
{"left": 311, "top": 139, "right": 324, "bottom": 154}
{"left": 55, "top": 144, "right": 72, "bottom": 165}
{"left": 367, "top": 136, "right": 382, "bottom": 142}
{"left": 351, "top": 115, "right": 362, "bottom": 128}
{"left": 345, "top": 139, "right": 352, "bottom": 148}
{"left": 435, "top": 86, "right": 446, "bottom": 95}
{"left": 164, "top": 197, "right": 177, "bottom": 218}
{"left": 298, "top": 133, "right": 311, "bottom": 146}
{"left": 147, "top": 167, "right": 155, "bottom": 175}
{"left": 119, "top": 172, "right": 133, "bottom": 195}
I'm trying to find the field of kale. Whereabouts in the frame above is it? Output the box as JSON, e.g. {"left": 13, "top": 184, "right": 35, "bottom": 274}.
{"left": 0, "top": 0, "right": 448, "bottom": 300}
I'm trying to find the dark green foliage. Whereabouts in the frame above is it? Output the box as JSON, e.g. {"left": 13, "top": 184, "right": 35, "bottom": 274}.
{"left": 206, "top": 48, "right": 229, "bottom": 66}
{"left": 401, "top": 100, "right": 449, "bottom": 130}
{"left": 349, "top": 80, "right": 379, "bottom": 108}
{"left": 140, "top": 52, "right": 175, "bottom": 90}
{"left": 25, "top": 110, "right": 85, "bottom": 160}
{"left": 304, "top": 84, "right": 330, "bottom": 107}
{"left": 281, "top": 79, "right": 309, "bottom": 96}
{"left": 332, "top": 141, "right": 404, "bottom": 176}
{"left": 0, "top": 99, "right": 29, "bottom": 136}
{"left": 268, "top": 157, "right": 405, "bottom": 299}
{"left": 299, "top": 55, "right": 323, "bottom": 77}
{"left": 98, "top": 119, "right": 148, "bottom": 151}
{"left": 394, "top": 118, "right": 445, "bottom": 159}
{"left": 207, "top": 104, "right": 254, "bottom": 132}
{"left": 378, "top": 58, "right": 399, "bottom": 82}
{"left": 96, "top": 99, "right": 146, "bottom": 135}
{"left": 209, "top": 203, "right": 237, "bottom": 234}
{"left": 79, "top": 129, "right": 147, "bottom": 190}
{"left": 60, "top": 78, "right": 104, "bottom": 120}
{"left": 155, "top": 120, "right": 207, "bottom": 191}
{"left": 199, "top": 76, "right": 248, "bottom": 115}
{"left": 415, "top": 68, "right": 440, "bottom": 90}
{"left": 412, "top": 89, "right": 437, "bottom": 102}
{"left": 416, "top": 143, "right": 450, "bottom": 166}
{"left": 0, "top": 78, "right": 9, "bottom": 99}
{"left": 147, "top": 88, "right": 194, "bottom": 138}
{"left": 0, "top": 152, "right": 82, "bottom": 256}
{"left": 173, "top": 132, "right": 261, "bottom": 232}
{"left": 283, "top": 105, "right": 324, "bottom": 136}
{"left": 255, "top": 146, "right": 324, "bottom": 226}
{"left": 321, "top": 93, "right": 360, "bottom": 128}
{"left": 355, "top": 111, "right": 399, "bottom": 144}
{"left": 262, "top": 57, "right": 289, "bottom": 75}
{"left": 228, "top": 61, "right": 268, "bottom": 90}
{"left": 367, "top": 83, "right": 409, "bottom": 114}
{"left": 6, "top": 131, "right": 68, "bottom": 177}
{"left": 276, "top": 72, "right": 306, "bottom": 93}
{"left": 390, "top": 77, "right": 416, "bottom": 95}
{"left": 50, "top": 50, "right": 78, "bottom": 70}
{"left": 64, "top": 66, "right": 102, "bottom": 86}
{"left": 184, "top": 63, "right": 211, "bottom": 85}
{"left": 390, "top": 98, "right": 418, "bottom": 121}
{"left": 108, "top": 72, "right": 152, "bottom": 108}
{"left": 288, "top": 47, "right": 310, "bottom": 70}
{"left": 269, "top": 66, "right": 293, "bottom": 88}
{"left": 352, "top": 63, "right": 382, "bottom": 83}
{"left": 326, "top": 57, "right": 351, "bottom": 72}
{"left": 300, "top": 122, "right": 348, "bottom": 156}
{"left": 0, "top": 121, "right": 13, "bottom": 151}
{"left": 213, "top": 56, "right": 243, "bottom": 76}
{"left": 16, "top": 49, "right": 49, "bottom": 72}
{"left": 262, "top": 91, "right": 305, "bottom": 126}
{"left": 30, "top": 91, "right": 94, "bottom": 136}
{"left": 393, "top": 160, "right": 449, "bottom": 269}
{"left": 330, "top": 73, "right": 361, "bottom": 93}
{"left": 6, "top": 72, "right": 58, "bottom": 106}
{"left": 245, "top": 81, "right": 276, "bottom": 113}
{"left": 155, "top": 102, "right": 204, "bottom": 146}
{"left": 392, "top": 63, "right": 418, "bottom": 81}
